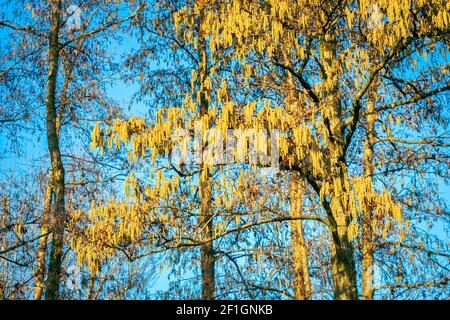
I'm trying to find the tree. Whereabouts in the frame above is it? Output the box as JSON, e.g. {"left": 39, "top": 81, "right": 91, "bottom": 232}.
{"left": 1, "top": 0, "right": 146, "bottom": 299}
{"left": 154, "top": 0, "right": 450, "bottom": 299}
{"left": 2, "top": 0, "right": 448, "bottom": 300}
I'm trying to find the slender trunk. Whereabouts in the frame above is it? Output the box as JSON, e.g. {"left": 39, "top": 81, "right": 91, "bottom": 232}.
{"left": 35, "top": 56, "right": 71, "bottom": 300}
{"left": 199, "top": 168, "right": 215, "bottom": 300}
{"left": 196, "top": 26, "right": 215, "bottom": 299}
{"left": 34, "top": 175, "right": 53, "bottom": 300}
{"left": 86, "top": 273, "right": 96, "bottom": 300}
{"left": 329, "top": 220, "right": 358, "bottom": 300}
{"left": 0, "top": 198, "right": 8, "bottom": 299}
{"left": 320, "top": 37, "right": 358, "bottom": 300}
{"left": 198, "top": 89, "right": 215, "bottom": 300}
{"left": 362, "top": 97, "right": 376, "bottom": 300}
{"left": 44, "top": 0, "right": 65, "bottom": 300}
{"left": 289, "top": 177, "right": 311, "bottom": 300}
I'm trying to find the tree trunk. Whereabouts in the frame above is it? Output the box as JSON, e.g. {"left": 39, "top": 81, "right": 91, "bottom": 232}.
{"left": 199, "top": 168, "right": 215, "bottom": 300}
{"left": 197, "top": 28, "right": 215, "bottom": 299}
{"left": 198, "top": 99, "right": 215, "bottom": 299}
{"left": 35, "top": 52, "right": 72, "bottom": 300}
{"left": 320, "top": 36, "right": 358, "bottom": 300}
{"left": 362, "top": 97, "right": 376, "bottom": 300}
{"left": 289, "top": 177, "right": 311, "bottom": 300}
{"left": 329, "top": 221, "right": 358, "bottom": 300}
{"left": 44, "top": 0, "right": 65, "bottom": 300}
{"left": 34, "top": 175, "right": 53, "bottom": 300}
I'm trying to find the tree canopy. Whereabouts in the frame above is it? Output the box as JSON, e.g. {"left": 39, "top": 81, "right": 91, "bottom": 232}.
{"left": 0, "top": 0, "right": 449, "bottom": 300}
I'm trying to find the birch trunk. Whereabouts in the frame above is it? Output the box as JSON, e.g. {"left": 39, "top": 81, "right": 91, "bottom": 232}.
{"left": 289, "top": 177, "right": 311, "bottom": 300}
{"left": 44, "top": 0, "right": 65, "bottom": 300}
{"left": 320, "top": 37, "right": 358, "bottom": 300}
{"left": 197, "top": 28, "right": 215, "bottom": 299}
{"left": 362, "top": 97, "right": 376, "bottom": 300}
{"left": 199, "top": 168, "right": 215, "bottom": 300}
{"left": 34, "top": 175, "right": 53, "bottom": 300}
